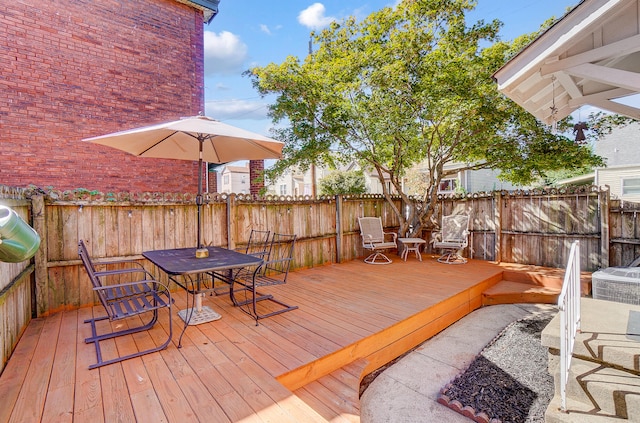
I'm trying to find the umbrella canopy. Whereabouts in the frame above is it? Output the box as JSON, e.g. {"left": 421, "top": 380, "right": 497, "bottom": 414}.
{"left": 83, "top": 115, "right": 284, "bottom": 253}
{"left": 83, "top": 115, "right": 284, "bottom": 163}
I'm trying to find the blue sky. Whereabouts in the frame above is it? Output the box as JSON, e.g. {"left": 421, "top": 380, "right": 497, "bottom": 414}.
{"left": 202, "top": 0, "right": 581, "bottom": 136}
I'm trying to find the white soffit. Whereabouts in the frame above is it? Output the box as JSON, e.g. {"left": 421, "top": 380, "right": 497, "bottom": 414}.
{"left": 493, "top": 0, "right": 640, "bottom": 124}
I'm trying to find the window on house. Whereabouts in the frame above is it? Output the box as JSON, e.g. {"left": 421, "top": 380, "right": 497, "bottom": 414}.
{"left": 622, "top": 177, "right": 640, "bottom": 195}
{"left": 438, "top": 178, "right": 458, "bottom": 193}
{"left": 241, "top": 176, "right": 246, "bottom": 184}
{"left": 279, "top": 184, "right": 287, "bottom": 195}
{"left": 223, "top": 175, "right": 229, "bottom": 185}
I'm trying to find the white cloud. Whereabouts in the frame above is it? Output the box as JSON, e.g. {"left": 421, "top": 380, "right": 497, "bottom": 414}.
{"left": 205, "top": 99, "right": 270, "bottom": 121}
{"left": 298, "top": 3, "right": 335, "bottom": 30}
{"left": 260, "top": 24, "right": 271, "bottom": 35}
{"left": 203, "top": 31, "right": 248, "bottom": 76}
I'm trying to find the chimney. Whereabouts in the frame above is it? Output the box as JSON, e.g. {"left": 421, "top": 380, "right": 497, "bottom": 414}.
{"left": 249, "top": 160, "right": 264, "bottom": 197}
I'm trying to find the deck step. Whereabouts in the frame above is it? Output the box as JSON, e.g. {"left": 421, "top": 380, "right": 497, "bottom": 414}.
{"left": 542, "top": 298, "right": 640, "bottom": 374}
{"left": 500, "top": 267, "right": 565, "bottom": 289}
{"left": 543, "top": 298, "right": 640, "bottom": 422}
{"left": 496, "top": 263, "right": 592, "bottom": 294}
{"left": 550, "top": 355, "right": 640, "bottom": 419}
{"left": 545, "top": 394, "right": 623, "bottom": 423}
{"left": 482, "top": 280, "right": 560, "bottom": 305}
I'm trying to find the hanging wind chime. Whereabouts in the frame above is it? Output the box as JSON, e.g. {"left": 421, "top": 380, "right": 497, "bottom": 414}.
{"left": 573, "top": 121, "right": 588, "bottom": 143}
{"left": 573, "top": 106, "right": 588, "bottom": 144}
{"left": 550, "top": 76, "right": 558, "bottom": 133}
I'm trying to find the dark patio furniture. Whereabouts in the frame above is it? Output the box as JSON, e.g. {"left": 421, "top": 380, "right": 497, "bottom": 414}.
{"left": 210, "top": 229, "right": 271, "bottom": 293}
{"left": 243, "top": 229, "right": 272, "bottom": 258}
{"left": 78, "top": 240, "right": 173, "bottom": 369}
{"left": 142, "top": 246, "right": 263, "bottom": 345}
{"left": 230, "top": 233, "right": 298, "bottom": 324}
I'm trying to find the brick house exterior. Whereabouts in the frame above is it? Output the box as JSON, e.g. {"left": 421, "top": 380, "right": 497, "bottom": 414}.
{"left": 1, "top": 0, "right": 218, "bottom": 193}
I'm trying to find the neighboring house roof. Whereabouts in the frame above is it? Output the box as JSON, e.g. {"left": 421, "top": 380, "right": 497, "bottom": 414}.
{"left": 222, "top": 165, "right": 249, "bottom": 174}
{"left": 556, "top": 172, "right": 596, "bottom": 186}
{"left": 595, "top": 121, "right": 640, "bottom": 166}
{"left": 494, "top": 0, "right": 640, "bottom": 124}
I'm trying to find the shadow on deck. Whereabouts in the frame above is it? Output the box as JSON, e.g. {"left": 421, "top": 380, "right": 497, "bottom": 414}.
{"left": 0, "top": 256, "right": 572, "bottom": 423}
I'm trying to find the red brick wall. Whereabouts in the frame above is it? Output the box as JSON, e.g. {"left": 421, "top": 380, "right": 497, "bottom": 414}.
{"left": 1, "top": 0, "right": 206, "bottom": 193}
{"left": 208, "top": 170, "right": 218, "bottom": 193}
{"left": 249, "top": 160, "right": 264, "bottom": 197}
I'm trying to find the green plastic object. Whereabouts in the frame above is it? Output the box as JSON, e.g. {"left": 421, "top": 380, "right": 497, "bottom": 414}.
{"left": 0, "top": 205, "right": 41, "bottom": 263}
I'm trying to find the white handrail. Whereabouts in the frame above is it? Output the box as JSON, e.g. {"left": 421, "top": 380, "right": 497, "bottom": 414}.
{"left": 557, "top": 240, "right": 581, "bottom": 412}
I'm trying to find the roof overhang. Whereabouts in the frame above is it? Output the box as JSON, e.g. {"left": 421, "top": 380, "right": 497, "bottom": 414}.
{"left": 556, "top": 172, "right": 595, "bottom": 186}
{"left": 494, "top": 0, "right": 640, "bottom": 123}
{"left": 176, "top": 0, "right": 220, "bottom": 24}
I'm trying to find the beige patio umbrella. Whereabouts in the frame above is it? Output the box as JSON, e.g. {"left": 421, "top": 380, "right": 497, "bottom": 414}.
{"left": 83, "top": 115, "right": 284, "bottom": 255}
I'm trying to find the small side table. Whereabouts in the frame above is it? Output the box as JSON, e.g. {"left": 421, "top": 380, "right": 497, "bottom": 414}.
{"left": 397, "top": 237, "right": 427, "bottom": 261}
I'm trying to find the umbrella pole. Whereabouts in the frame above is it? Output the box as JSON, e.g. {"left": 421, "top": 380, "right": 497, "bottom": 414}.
{"left": 195, "top": 137, "right": 208, "bottom": 259}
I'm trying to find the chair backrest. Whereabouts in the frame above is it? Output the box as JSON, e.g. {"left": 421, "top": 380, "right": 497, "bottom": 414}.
{"left": 358, "top": 217, "right": 385, "bottom": 244}
{"left": 441, "top": 214, "right": 470, "bottom": 242}
{"left": 245, "top": 229, "right": 271, "bottom": 258}
{"left": 262, "top": 233, "right": 296, "bottom": 282}
{"left": 78, "top": 240, "right": 109, "bottom": 312}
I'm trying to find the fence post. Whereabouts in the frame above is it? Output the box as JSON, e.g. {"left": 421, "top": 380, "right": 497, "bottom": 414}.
{"left": 31, "top": 194, "right": 48, "bottom": 317}
{"left": 226, "top": 194, "right": 236, "bottom": 250}
{"left": 335, "top": 195, "right": 343, "bottom": 263}
{"left": 600, "top": 187, "right": 610, "bottom": 269}
{"left": 494, "top": 191, "right": 502, "bottom": 263}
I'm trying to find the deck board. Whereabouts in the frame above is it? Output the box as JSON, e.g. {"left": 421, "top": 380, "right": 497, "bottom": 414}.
{"left": 9, "top": 312, "right": 61, "bottom": 423}
{"left": 0, "top": 318, "right": 45, "bottom": 423}
{"left": 0, "top": 257, "right": 514, "bottom": 422}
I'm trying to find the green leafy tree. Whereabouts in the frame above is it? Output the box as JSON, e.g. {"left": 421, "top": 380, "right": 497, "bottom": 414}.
{"left": 318, "top": 169, "right": 366, "bottom": 196}
{"left": 247, "top": 0, "right": 605, "bottom": 237}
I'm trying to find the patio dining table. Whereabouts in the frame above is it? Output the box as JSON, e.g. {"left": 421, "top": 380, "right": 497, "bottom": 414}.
{"left": 143, "top": 246, "right": 263, "bottom": 346}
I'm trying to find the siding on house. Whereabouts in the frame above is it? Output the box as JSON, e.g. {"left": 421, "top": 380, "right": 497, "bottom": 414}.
{"left": 595, "top": 122, "right": 640, "bottom": 167}
{"left": 593, "top": 122, "right": 640, "bottom": 202}
{"left": 461, "top": 168, "right": 523, "bottom": 193}
{"left": 2, "top": 0, "right": 207, "bottom": 193}
{"left": 596, "top": 165, "right": 640, "bottom": 202}
{"left": 220, "top": 164, "right": 250, "bottom": 194}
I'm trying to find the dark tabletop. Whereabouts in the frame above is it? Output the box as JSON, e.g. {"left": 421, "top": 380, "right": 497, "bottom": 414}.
{"left": 142, "top": 246, "right": 262, "bottom": 275}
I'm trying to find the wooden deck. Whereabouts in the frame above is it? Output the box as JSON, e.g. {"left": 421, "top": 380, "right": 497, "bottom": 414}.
{"left": 0, "top": 256, "right": 514, "bottom": 423}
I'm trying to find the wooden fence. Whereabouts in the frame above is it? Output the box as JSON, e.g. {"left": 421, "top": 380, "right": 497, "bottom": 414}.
{"left": 0, "top": 190, "right": 36, "bottom": 375}
{"left": 34, "top": 193, "right": 402, "bottom": 316}
{"left": 1, "top": 185, "right": 640, "bottom": 374}
{"left": 439, "top": 188, "right": 608, "bottom": 271}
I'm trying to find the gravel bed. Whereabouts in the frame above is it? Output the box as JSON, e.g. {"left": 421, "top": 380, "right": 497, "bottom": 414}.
{"left": 439, "top": 313, "right": 556, "bottom": 423}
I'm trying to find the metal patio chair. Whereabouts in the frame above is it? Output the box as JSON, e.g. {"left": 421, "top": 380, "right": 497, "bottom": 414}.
{"left": 358, "top": 216, "right": 398, "bottom": 264}
{"left": 210, "top": 229, "right": 271, "bottom": 293}
{"left": 432, "top": 214, "right": 470, "bottom": 264}
{"left": 230, "top": 233, "right": 298, "bottom": 324}
{"left": 78, "top": 240, "right": 173, "bottom": 369}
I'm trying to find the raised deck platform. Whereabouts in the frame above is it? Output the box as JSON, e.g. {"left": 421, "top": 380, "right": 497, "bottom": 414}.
{"left": 0, "top": 257, "right": 559, "bottom": 422}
